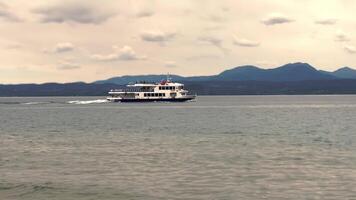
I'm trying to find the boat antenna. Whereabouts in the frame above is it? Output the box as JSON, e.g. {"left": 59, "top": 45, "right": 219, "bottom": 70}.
{"left": 167, "top": 73, "right": 171, "bottom": 82}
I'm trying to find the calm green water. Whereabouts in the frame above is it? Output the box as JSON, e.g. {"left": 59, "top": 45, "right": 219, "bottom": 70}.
{"left": 0, "top": 96, "right": 356, "bottom": 200}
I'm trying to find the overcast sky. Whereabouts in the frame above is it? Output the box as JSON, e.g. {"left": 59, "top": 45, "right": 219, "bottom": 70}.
{"left": 0, "top": 0, "right": 356, "bottom": 83}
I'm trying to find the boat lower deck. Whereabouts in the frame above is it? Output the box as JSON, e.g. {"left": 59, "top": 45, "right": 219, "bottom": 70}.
{"left": 109, "top": 97, "right": 195, "bottom": 102}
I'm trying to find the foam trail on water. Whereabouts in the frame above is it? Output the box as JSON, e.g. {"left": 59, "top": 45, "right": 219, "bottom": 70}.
{"left": 22, "top": 102, "right": 51, "bottom": 105}
{"left": 67, "top": 99, "right": 108, "bottom": 105}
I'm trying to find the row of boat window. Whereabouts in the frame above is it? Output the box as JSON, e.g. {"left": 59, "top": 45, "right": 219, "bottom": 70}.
{"left": 159, "top": 86, "right": 184, "bottom": 90}
{"left": 159, "top": 86, "right": 175, "bottom": 90}
{"left": 144, "top": 93, "right": 166, "bottom": 97}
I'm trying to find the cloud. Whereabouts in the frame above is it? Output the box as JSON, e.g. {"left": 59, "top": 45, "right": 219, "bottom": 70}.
{"left": 0, "top": 2, "right": 22, "bottom": 22}
{"left": 33, "top": 1, "right": 117, "bottom": 24}
{"left": 261, "top": 13, "right": 294, "bottom": 25}
{"left": 136, "top": 9, "right": 154, "bottom": 18}
{"left": 315, "top": 18, "right": 337, "bottom": 25}
{"left": 233, "top": 37, "right": 260, "bottom": 47}
{"left": 92, "top": 45, "right": 146, "bottom": 61}
{"left": 335, "top": 30, "right": 350, "bottom": 42}
{"left": 344, "top": 45, "right": 356, "bottom": 54}
{"left": 133, "top": 2, "right": 155, "bottom": 18}
{"left": 54, "top": 42, "right": 75, "bottom": 53}
{"left": 164, "top": 61, "right": 177, "bottom": 68}
{"left": 200, "top": 6, "right": 228, "bottom": 23}
{"left": 43, "top": 42, "right": 75, "bottom": 53}
{"left": 198, "top": 36, "right": 223, "bottom": 47}
{"left": 140, "top": 30, "right": 176, "bottom": 43}
{"left": 117, "top": 46, "right": 145, "bottom": 60}
{"left": 57, "top": 61, "right": 81, "bottom": 70}
{"left": 198, "top": 35, "right": 229, "bottom": 54}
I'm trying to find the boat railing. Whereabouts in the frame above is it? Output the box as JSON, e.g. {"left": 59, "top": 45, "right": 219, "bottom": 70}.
{"left": 128, "top": 81, "right": 156, "bottom": 84}
{"left": 110, "top": 89, "right": 154, "bottom": 92}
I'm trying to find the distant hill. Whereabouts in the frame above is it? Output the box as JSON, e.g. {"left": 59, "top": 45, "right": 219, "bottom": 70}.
{"left": 94, "top": 62, "right": 339, "bottom": 84}
{"left": 186, "top": 79, "right": 356, "bottom": 95}
{"left": 331, "top": 67, "right": 356, "bottom": 79}
{"left": 216, "top": 63, "right": 336, "bottom": 81}
{"left": 216, "top": 65, "right": 266, "bottom": 80}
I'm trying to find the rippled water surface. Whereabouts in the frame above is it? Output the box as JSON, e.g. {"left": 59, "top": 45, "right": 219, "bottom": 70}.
{"left": 1, "top": 96, "right": 356, "bottom": 200}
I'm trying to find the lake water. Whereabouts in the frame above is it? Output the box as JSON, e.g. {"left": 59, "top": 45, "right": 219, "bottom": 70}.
{"left": 0, "top": 96, "right": 355, "bottom": 200}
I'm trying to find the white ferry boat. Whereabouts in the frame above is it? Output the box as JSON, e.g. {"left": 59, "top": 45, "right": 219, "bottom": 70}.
{"left": 107, "top": 78, "right": 196, "bottom": 102}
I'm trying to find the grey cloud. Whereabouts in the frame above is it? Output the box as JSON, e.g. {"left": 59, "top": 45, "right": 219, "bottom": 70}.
{"left": 136, "top": 9, "right": 154, "bottom": 18}
{"left": 344, "top": 45, "right": 356, "bottom": 54}
{"left": 54, "top": 42, "right": 74, "bottom": 53}
{"left": 261, "top": 13, "right": 294, "bottom": 25}
{"left": 233, "top": 37, "right": 260, "bottom": 47}
{"left": 33, "top": 1, "right": 117, "bottom": 24}
{"left": 140, "top": 30, "right": 176, "bottom": 42}
{"left": 335, "top": 30, "right": 350, "bottom": 42}
{"left": 133, "top": 1, "right": 155, "bottom": 18}
{"left": 43, "top": 42, "right": 74, "bottom": 53}
{"left": 315, "top": 19, "right": 337, "bottom": 25}
{"left": 57, "top": 61, "right": 81, "bottom": 70}
{"left": 198, "top": 35, "right": 229, "bottom": 54}
{"left": 92, "top": 45, "right": 146, "bottom": 61}
{"left": 0, "top": 2, "right": 22, "bottom": 22}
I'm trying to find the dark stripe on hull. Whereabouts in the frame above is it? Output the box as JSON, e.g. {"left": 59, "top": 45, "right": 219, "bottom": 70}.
{"left": 112, "top": 97, "right": 195, "bottom": 103}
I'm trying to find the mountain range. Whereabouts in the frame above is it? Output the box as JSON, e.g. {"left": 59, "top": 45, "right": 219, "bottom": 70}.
{"left": 94, "top": 62, "right": 356, "bottom": 84}
{"left": 2, "top": 62, "right": 356, "bottom": 96}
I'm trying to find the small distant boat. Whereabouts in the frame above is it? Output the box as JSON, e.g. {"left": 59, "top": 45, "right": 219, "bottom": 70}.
{"left": 107, "top": 77, "right": 196, "bottom": 102}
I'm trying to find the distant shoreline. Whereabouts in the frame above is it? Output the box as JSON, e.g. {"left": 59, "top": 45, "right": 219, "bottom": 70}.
{"left": 2, "top": 79, "right": 356, "bottom": 96}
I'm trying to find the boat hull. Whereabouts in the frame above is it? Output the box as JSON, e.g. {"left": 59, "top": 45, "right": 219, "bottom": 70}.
{"left": 108, "top": 97, "right": 195, "bottom": 103}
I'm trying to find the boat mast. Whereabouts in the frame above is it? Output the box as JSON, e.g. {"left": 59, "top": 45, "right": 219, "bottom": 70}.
{"left": 167, "top": 73, "right": 172, "bottom": 82}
